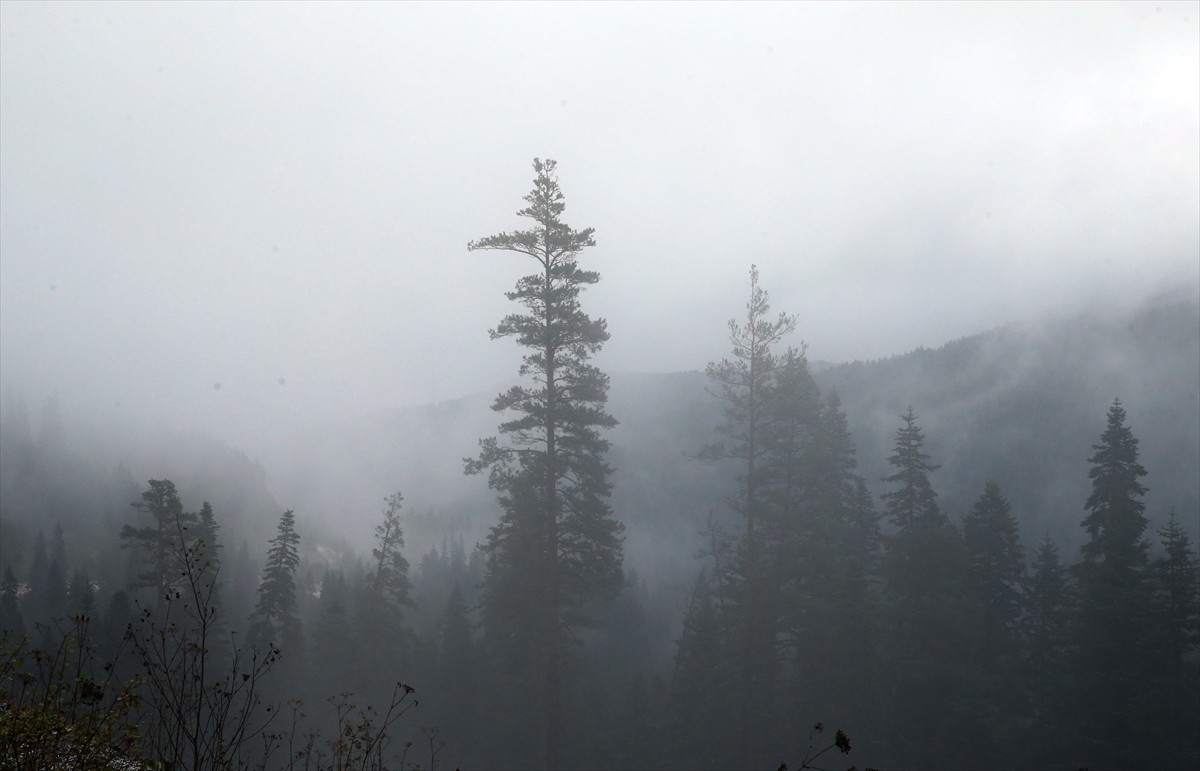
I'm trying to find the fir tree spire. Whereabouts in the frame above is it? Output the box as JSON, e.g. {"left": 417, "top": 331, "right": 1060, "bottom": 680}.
{"left": 881, "top": 406, "right": 943, "bottom": 529}
{"left": 1081, "top": 399, "right": 1149, "bottom": 568}
{"left": 248, "top": 509, "right": 302, "bottom": 657}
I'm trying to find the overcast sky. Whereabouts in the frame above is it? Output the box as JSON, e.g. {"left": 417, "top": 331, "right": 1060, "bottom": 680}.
{"left": 2, "top": 1, "right": 1197, "bottom": 449}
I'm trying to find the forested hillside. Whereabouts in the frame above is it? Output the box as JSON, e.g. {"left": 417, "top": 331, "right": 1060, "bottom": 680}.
{"left": 821, "top": 292, "right": 1200, "bottom": 552}
{"left": 3, "top": 282, "right": 1196, "bottom": 769}
{"left": 243, "top": 291, "right": 1200, "bottom": 583}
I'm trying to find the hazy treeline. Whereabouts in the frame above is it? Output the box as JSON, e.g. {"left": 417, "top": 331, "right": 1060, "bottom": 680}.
{"left": 2, "top": 161, "right": 1198, "bottom": 770}
{"left": 3, "top": 372, "right": 1197, "bottom": 769}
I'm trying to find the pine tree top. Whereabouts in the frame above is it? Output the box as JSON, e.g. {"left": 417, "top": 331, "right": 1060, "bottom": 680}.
{"left": 468, "top": 158, "right": 596, "bottom": 264}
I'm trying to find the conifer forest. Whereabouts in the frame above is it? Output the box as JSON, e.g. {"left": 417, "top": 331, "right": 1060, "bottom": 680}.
{"left": 2, "top": 158, "right": 1198, "bottom": 770}
{"left": 2, "top": 4, "right": 1198, "bottom": 770}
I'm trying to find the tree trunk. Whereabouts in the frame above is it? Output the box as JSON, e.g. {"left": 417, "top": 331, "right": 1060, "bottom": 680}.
{"left": 542, "top": 252, "right": 561, "bottom": 771}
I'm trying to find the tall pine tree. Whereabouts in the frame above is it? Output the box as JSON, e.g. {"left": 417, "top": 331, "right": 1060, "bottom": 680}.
{"left": 466, "top": 158, "right": 624, "bottom": 769}
{"left": 700, "top": 265, "right": 796, "bottom": 767}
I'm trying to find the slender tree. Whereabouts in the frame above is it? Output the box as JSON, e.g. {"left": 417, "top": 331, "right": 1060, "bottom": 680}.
{"left": 700, "top": 264, "right": 796, "bottom": 767}
{"left": 367, "top": 492, "right": 412, "bottom": 611}
{"left": 352, "top": 493, "right": 413, "bottom": 704}
{"left": 466, "top": 158, "right": 624, "bottom": 769}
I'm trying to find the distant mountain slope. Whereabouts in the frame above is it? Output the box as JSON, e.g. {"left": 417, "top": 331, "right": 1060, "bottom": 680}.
{"left": 0, "top": 413, "right": 285, "bottom": 594}
{"left": 234, "top": 293, "right": 1200, "bottom": 581}
{"left": 818, "top": 295, "right": 1199, "bottom": 550}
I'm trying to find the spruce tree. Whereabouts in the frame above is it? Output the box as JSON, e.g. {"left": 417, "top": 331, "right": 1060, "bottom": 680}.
{"left": 1020, "top": 536, "right": 1075, "bottom": 769}
{"left": 961, "top": 480, "right": 1025, "bottom": 763}
{"left": 880, "top": 406, "right": 942, "bottom": 530}
{"left": 1073, "top": 399, "right": 1152, "bottom": 767}
{"left": 352, "top": 493, "right": 413, "bottom": 703}
{"left": 784, "top": 390, "right": 881, "bottom": 737}
{"left": 186, "top": 501, "right": 227, "bottom": 664}
{"left": 1081, "top": 400, "right": 1149, "bottom": 568}
{"left": 1152, "top": 510, "right": 1200, "bottom": 670}
{"left": 466, "top": 158, "right": 624, "bottom": 769}
{"left": 309, "top": 569, "right": 351, "bottom": 703}
{"left": 878, "top": 408, "right": 977, "bottom": 769}
{"left": 1145, "top": 511, "right": 1200, "bottom": 767}
{"left": 192, "top": 502, "right": 222, "bottom": 575}
{"left": 761, "top": 349, "right": 822, "bottom": 741}
{"left": 248, "top": 509, "right": 302, "bottom": 672}
{"left": 962, "top": 480, "right": 1024, "bottom": 647}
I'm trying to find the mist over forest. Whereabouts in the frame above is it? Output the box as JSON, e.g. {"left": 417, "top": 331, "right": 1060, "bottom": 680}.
{"left": 2, "top": 2, "right": 1198, "bottom": 770}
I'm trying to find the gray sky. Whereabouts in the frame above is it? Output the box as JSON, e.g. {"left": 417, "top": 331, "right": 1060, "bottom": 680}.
{"left": 2, "top": 1, "right": 1197, "bottom": 450}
